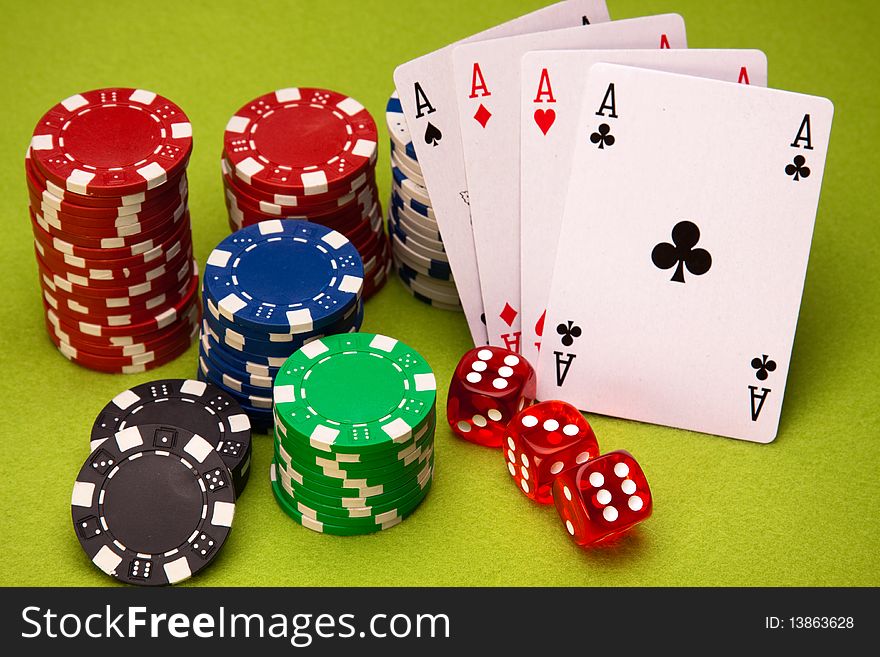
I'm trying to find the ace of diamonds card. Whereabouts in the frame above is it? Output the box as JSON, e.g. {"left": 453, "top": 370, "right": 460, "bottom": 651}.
{"left": 537, "top": 64, "right": 834, "bottom": 443}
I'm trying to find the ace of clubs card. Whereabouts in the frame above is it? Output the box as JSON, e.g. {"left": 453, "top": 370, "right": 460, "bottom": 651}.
{"left": 537, "top": 64, "right": 833, "bottom": 442}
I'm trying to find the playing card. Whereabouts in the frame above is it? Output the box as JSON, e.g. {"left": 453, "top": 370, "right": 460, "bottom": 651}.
{"left": 520, "top": 49, "right": 768, "bottom": 367}
{"left": 452, "top": 14, "right": 686, "bottom": 353}
{"left": 537, "top": 64, "right": 833, "bottom": 443}
{"left": 393, "top": 0, "right": 611, "bottom": 346}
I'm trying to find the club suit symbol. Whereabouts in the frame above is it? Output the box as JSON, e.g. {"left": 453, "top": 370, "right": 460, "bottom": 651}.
{"left": 651, "top": 221, "right": 712, "bottom": 283}
{"left": 784, "top": 155, "right": 810, "bottom": 181}
{"left": 750, "top": 355, "right": 777, "bottom": 381}
{"left": 556, "top": 320, "right": 581, "bottom": 347}
{"left": 590, "top": 123, "right": 615, "bottom": 149}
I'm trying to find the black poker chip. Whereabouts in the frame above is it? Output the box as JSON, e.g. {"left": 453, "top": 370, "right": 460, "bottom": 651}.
{"left": 72, "top": 424, "right": 236, "bottom": 586}
{"left": 90, "top": 379, "right": 252, "bottom": 496}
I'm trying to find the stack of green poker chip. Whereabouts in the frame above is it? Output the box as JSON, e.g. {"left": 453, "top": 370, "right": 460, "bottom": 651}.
{"left": 270, "top": 332, "right": 437, "bottom": 535}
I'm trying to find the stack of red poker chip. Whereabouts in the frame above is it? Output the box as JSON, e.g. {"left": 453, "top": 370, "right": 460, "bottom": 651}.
{"left": 221, "top": 87, "right": 391, "bottom": 299}
{"left": 27, "top": 88, "right": 200, "bottom": 373}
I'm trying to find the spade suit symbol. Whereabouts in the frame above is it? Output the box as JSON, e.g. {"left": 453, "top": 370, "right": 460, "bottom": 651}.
{"left": 424, "top": 122, "right": 442, "bottom": 147}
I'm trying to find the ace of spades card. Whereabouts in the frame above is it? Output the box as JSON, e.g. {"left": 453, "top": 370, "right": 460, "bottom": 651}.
{"left": 537, "top": 64, "right": 834, "bottom": 443}
{"left": 393, "top": 0, "right": 611, "bottom": 346}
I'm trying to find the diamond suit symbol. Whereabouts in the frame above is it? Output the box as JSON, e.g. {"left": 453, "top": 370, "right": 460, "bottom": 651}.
{"left": 500, "top": 303, "right": 517, "bottom": 327}
{"left": 474, "top": 104, "right": 492, "bottom": 128}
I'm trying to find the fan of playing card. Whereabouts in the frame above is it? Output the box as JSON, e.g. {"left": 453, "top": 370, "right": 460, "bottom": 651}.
{"left": 393, "top": 0, "right": 834, "bottom": 444}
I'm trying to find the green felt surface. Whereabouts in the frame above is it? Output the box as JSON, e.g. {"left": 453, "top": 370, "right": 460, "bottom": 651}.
{"left": 0, "top": 0, "right": 877, "bottom": 587}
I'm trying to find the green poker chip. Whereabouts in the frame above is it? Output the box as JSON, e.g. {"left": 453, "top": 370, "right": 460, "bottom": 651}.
{"left": 273, "top": 333, "right": 436, "bottom": 454}
{"left": 274, "top": 417, "right": 435, "bottom": 481}
{"left": 273, "top": 460, "right": 433, "bottom": 522}
{"left": 275, "top": 441, "right": 434, "bottom": 501}
{"left": 270, "top": 462, "right": 433, "bottom": 536}
{"left": 282, "top": 439, "right": 433, "bottom": 487}
{"left": 270, "top": 333, "right": 438, "bottom": 535}
{"left": 273, "top": 406, "right": 437, "bottom": 465}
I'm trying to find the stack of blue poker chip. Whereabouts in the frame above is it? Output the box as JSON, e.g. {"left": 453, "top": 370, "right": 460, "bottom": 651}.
{"left": 197, "top": 220, "right": 365, "bottom": 431}
{"left": 385, "top": 90, "right": 463, "bottom": 312}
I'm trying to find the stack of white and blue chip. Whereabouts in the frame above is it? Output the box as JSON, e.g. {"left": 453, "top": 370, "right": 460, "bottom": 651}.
{"left": 197, "top": 219, "right": 365, "bottom": 431}
{"left": 385, "top": 90, "right": 463, "bottom": 312}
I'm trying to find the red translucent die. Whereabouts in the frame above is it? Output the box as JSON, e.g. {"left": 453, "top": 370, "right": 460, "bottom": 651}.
{"left": 552, "top": 450, "right": 652, "bottom": 546}
{"left": 447, "top": 346, "right": 536, "bottom": 447}
{"left": 504, "top": 401, "right": 599, "bottom": 504}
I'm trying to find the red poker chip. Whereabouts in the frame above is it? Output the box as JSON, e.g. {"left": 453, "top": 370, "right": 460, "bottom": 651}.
{"left": 29, "top": 202, "right": 188, "bottom": 247}
{"left": 27, "top": 186, "right": 188, "bottom": 236}
{"left": 362, "top": 234, "right": 390, "bottom": 279}
{"left": 25, "top": 149, "right": 187, "bottom": 209}
{"left": 45, "top": 302, "right": 199, "bottom": 354}
{"left": 30, "top": 210, "right": 191, "bottom": 260}
{"left": 347, "top": 215, "right": 381, "bottom": 255}
{"left": 26, "top": 159, "right": 188, "bottom": 221}
{"left": 46, "top": 321, "right": 197, "bottom": 373}
{"left": 39, "top": 273, "right": 195, "bottom": 322}
{"left": 223, "top": 88, "right": 377, "bottom": 196}
{"left": 32, "top": 209, "right": 192, "bottom": 268}
{"left": 36, "top": 252, "right": 195, "bottom": 302}
{"left": 42, "top": 270, "right": 199, "bottom": 336}
{"left": 362, "top": 253, "right": 392, "bottom": 300}
{"left": 223, "top": 196, "right": 373, "bottom": 238}
{"left": 356, "top": 241, "right": 381, "bottom": 276}
{"left": 361, "top": 229, "right": 391, "bottom": 275}
{"left": 34, "top": 240, "right": 193, "bottom": 289}
{"left": 45, "top": 302, "right": 198, "bottom": 347}
{"left": 34, "top": 234, "right": 193, "bottom": 283}
{"left": 227, "top": 204, "right": 381, "bottom": 262}
{"left": 223, "top": 176, "right": 378, "bottom": 224}
{"left": 292, "top": 186, "right": 380, "bottom": 223}
{"left": 355, "top": 220, "right": 385, "bottom": 263}
{"left": 47, "top": 324, "right": 197, "bottom": 362}
{"left": 29, "top": 88, "right": 193, "bottom": 198}
{"left": 29, "top": 203, "right": 186, "bottom": 250}
{"left": 41, "top": 269, "right": 198, "bottom": 318}
{"left": 36, "top": 250, "right": 194, "bottom": 299}
{"left": 221, "top": 155, "right": 377, "bottom": 210}
{"left": 27, "top": 179, "right": 188, "bottom": 231}
{"left": 222, "top": 181, "right": 378, "bottom": 228}
{"left": 46, "top": 300, "right": 199, "bottom": 346}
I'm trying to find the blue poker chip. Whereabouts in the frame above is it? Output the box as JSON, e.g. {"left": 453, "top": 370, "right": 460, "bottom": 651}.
{"left": 389, "top": 142, "right": 425, "bottom": 185}
{"left": 390, "top": 193, "right": 439, "bottom": 231}
{"left": 391, "top": 214, "right": 443, "bottom": 250}
{"left": 203, "top": 220, "right": 363, "bottom": 334}
{"left": 197, "top": 359, "right": 272, "bottom": 410}
{"left": 394, "top": 259, "right": 458, "bottom": 298}
{"left": 199, "top": 331, "right": 275, "bottom": 389}
{"left": 203, "top": 284, "right": 364, "bottom": 341}
{"left": 198, "top": 353, "right": 276, "bottom": 403}
{"left": 196, "top": 368, "right": 274, "bottom": 433}
{"left": 202, "top": 297, "right": 364, "bottom": 359}
{"left": 390, "top": 232, "right": 453, "bottom": 282}
{"left": 395, "top": 259, "right": 425, "bottom": 286}
{"left": 390, "top": 140, "right": 421, "bottom": 168}
{"left": 396, "top": 274, "right": 463, "bottom": 312}
{"left": 391, "top": 165, "right": 429, "bottom": 201}
{"left": 201, "top": 320, "right": 288, "bottom": 369}
{"left": 388, "top": 207, "right": 444, "bottom": 251}
{"left": 391, "top": 179, "right": 433, "bottom": 219}
{"left": 388, "top": 216, "right": 447, "bottom": 264}
{"left": 385, "top": 91, "right": 418, "bottom": 162}
{"left": 203, "top": 299, "right": 364, "bottom": 359}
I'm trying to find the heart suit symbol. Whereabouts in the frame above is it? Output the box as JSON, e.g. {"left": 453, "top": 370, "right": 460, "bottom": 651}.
{"left": 533, "top": 108, "right": 556, "bottom": 135}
